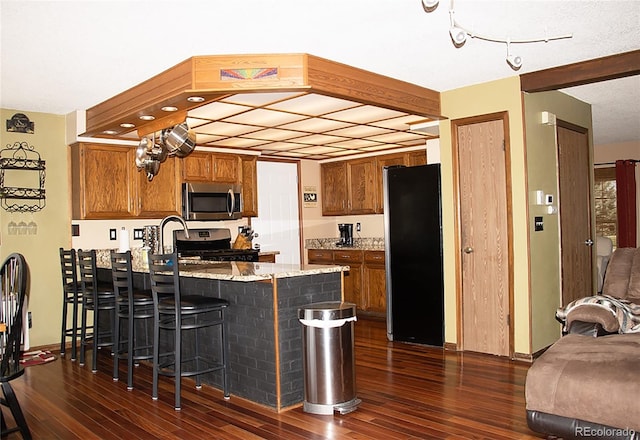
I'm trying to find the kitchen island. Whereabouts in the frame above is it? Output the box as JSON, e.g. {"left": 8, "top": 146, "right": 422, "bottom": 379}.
{"left": 95, "top": 250, "right": 348, "bottom": 411}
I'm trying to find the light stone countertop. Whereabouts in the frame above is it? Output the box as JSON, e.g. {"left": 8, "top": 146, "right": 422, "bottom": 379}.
{"left": 305, "top": 237, "right": 385, "bottom": 251}
{"left": 94, "top": 248, "right": 347, "bottom": 282}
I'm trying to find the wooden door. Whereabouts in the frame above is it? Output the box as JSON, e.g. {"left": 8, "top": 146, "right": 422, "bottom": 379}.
{"left": 182, "top": 151, "right": 211, "bottom": 181}
{"left": 363, "top": 251, "right": 386, "bottom": 315}
{"left": 557, "top": 124, "right": 593, "bottom": 304}
{"left": 334, "top": 250, "right": 363, "bottom": 308}
{"left": 457, "top": 116, "right": 511, "bottom": 356}
{"left": 375, "top": 153, "right": 407, "bottom": 212}
{"left": 347, "top": 158, "right": 376, "bottom": 214}
{"left": 136, "top": 156, "right": 180, "bottom": 218}
{"left": 321, "top": 162, "right": 347, "bottom": 215}
{"left": 212, "top": 154, "right": 239, "bottom": 183}
{"left": 240, "top": 156, "right": 258, "bottom": 217}
{"left": 74, "top": 144, "right": 136, "bottom": 219}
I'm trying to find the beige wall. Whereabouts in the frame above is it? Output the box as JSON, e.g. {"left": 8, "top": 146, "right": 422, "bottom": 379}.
{"left": 0, "top": 109, "right": 70, "bottom": 348}
{"left": 593, "top": 140, "right": 640, "bottom": 241}
{"left": 524, "top": 91, "right": 594, "bottom": 353}
{"left": 440, "top": 76, "right": 531, "bottom": 355}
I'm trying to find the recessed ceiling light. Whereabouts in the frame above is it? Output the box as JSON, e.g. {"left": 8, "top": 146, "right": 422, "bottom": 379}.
{"left": 103, "top": 130, "right": 118, "bottom": 135}
{"left": 161, "top": 106, "right": 178, "bottom": 112}
{"left": 120, "top": 123, "right": 135, "bottom": 128}
{"left": 139, "top": 115, "right": 155, "bottom": 121}
{"left": 187, "top": 96, "right": 205, "bottom": 103}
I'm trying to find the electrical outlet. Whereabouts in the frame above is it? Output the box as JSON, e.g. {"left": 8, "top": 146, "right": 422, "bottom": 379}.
{"left": 133, "top": 228, "right": 144, "bottom": 240}
{"left": 28, "top": 311, "right": 32, "bottom": 328}
{"left": 356, "top": 222, "right": 361, "bottom": 232}
{"left": 109, "top": 228, "right": 117, "bottom": 240}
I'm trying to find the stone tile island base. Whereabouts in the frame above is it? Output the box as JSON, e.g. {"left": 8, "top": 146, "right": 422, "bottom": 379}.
{"left": 182, "top": 272, "right": 343, "bottom": 411}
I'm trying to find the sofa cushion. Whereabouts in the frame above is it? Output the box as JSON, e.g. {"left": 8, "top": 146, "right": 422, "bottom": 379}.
{"left": 526, "top": 333, "right": 640, "bottom": 431}
{"left": 603, "top": 248, "right": 636, "bottom": 299}
{"left": 626, "top": 248, "right": 640, "bottom": 304}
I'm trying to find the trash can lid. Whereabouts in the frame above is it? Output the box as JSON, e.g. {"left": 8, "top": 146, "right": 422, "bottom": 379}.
{"left": 298, "top": 301, "right": 356, "bottom": 321}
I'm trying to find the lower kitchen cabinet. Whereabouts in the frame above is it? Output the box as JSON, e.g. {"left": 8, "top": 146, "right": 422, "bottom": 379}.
{"left": 333, "top": 249, "right": 363, "bottom": 309}
{"left": 363, "top": 250, "right": 386, "bottom": 315}
{"left": 308, "top": 249, "right": 386, "bottom": 317}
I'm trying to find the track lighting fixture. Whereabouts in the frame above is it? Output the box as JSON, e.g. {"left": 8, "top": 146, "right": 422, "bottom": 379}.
{"left": 506, "top": 41, "right": 523, "bottom": 70}
{"left": 421, "top": 0, "right": 439, "bottom": 12}
{"left": 421, "top": 0, "right": 572, "bottom": 69}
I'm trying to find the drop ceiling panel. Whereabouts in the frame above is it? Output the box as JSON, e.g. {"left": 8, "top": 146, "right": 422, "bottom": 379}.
{"left": 326, "top": 105, "right": 408, "bottom": 123}
{"left": 267, "top": 93, "right": 362, "bottom": 115}
{"left": 225, "top": 108, "right": 307, "bottom": 126}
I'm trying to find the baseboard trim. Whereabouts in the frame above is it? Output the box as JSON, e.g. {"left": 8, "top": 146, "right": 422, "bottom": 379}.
{"left": 443, "top": 342, "right": 458, "bottom": 351}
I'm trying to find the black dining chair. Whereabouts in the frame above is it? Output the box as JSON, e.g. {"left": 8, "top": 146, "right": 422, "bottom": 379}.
{"left": 148, "top": 252, "right": 230, "bottom": 410}
{"left": 110, "top": 251, "right": 154, "bottom": 390}
{"left": 0, "top": 252, "right": 32, "bottom": 440}
{"left": 78, "top": 249, "right": 116, "bottom": 373}
{"left": 59, "top": 248, "right": 81, "bottom": 361}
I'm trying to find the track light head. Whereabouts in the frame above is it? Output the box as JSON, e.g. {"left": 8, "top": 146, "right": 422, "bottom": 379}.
{"left": 506, "top": 54, "right": 523, "bottom": 69}
{"left": 421, "top": 0, "right": 439, "bottom": 12}
{"left": 505, "top": 41, "right": 522, "bottom": 69}
{"left": 449, "top": 27, "right": 467, "bottom": 46}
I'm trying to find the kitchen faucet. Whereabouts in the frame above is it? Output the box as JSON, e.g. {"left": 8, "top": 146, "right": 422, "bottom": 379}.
{"left": 158, "top": 215, "right": 190, "bottom": 253}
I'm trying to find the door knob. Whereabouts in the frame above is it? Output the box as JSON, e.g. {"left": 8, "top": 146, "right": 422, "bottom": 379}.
{"left": 463, "top": 247, "right": 473, "bottom": 254}
{"left": 584, "top": 239, "right": 594, "bottom": 246}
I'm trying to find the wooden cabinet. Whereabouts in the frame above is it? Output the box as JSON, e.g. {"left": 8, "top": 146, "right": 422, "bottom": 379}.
{"left": 240, "top": 155, "right": 258, "bottom": 217}
{"left": 307, "top": 249, "right": 386, "bottom": 317}
{"left": 363, "top": 251, "right": 386, "bottom": 315}
{"left": 375, "top": 153, "right": 409, "bottom": 213}
{"left": 320, "top": 162, "right": 348, "bottom": 215}
{"left": 347, "top": 158, "right": 377, "bottom": 214}
{"left": 136, "top": 156, "right": 181, "bottom": 218}
{"left": 321, "top": 150, "right": 427, "bottom": 216}
{"left": 72, "top": 143, "right": 136, "bottom": 219}
{"left": 71, "top": 143, "right": 180, "bottom": 220}
{"left": 333, "top": 249, "right": 363, "bottom": 308}
{"left": 182, "top": 151, "right": 239, "bottom": 183}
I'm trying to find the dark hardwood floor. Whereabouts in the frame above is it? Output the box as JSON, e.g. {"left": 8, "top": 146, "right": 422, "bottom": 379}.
{"left": 7, "top": 319, "right": 543, "bottom": 439}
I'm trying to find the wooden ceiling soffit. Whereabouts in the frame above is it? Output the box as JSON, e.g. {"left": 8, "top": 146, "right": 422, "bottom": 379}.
{"left": 520, "top": 49, "right": 640, "bottom": 92}
{"left": 83, "top": 53, "right": 442, "bottom": 139}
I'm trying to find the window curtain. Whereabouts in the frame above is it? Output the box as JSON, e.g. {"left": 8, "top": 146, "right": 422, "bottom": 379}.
{"left": 615, "top": 160, "right": 637, "bottom": 247}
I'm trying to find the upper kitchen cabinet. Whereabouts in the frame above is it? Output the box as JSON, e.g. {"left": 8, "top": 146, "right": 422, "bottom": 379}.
{"left": 321, "top": 162, "right": 348, "bottom": 216}
{"left": 182, "top": 151, "right": 239, "bottom": 183}
{"left": 321, "top": 150, "right": 427, "bottom": 216}
{"left": 136, "top": 156, "right": 181, "bottom": 218}
{"left": 347, "top": 158, "right": 376, "bottom": 215}
{"left": 71, "top": 143, "right": 180, "bottom": 219}
{"left": 375, "top": 151, "right": 426, "bottom": 212}
{"left": 71, "top": 143, "right": 136, "bottom": 219}
{"left": 240, "top": 155, "right": 258, "bottom": 217}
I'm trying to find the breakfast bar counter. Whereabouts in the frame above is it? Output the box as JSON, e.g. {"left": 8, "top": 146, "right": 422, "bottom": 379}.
{"left": 95, "top": 250, "right": 348, "bottom": 411}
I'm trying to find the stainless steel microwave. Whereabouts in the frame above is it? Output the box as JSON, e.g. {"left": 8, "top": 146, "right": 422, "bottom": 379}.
{"left": 182, "top": 182, "right": 242, "bottom": 221}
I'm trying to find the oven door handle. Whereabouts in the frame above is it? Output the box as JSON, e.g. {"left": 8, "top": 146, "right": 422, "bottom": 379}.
{"left": 227, "top": 188, "right": 235, "bottom": 217}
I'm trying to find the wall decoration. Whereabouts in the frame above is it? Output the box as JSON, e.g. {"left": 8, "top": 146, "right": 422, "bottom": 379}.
{"left": 0, "top": 141, "right": 46, "bottom": 212}
{"left": 220, "top": 67, "right": 278, "bottom": 81}
{"left": 303, "top": 185, "right": 318, "bottom": 208}
{"left": 6, "top": 113, "right": 35, "bottom": 134}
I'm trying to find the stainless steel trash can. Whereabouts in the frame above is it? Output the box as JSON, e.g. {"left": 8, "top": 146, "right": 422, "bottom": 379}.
{"left": 298, "top": 301, "right": 360, "bottom": 415}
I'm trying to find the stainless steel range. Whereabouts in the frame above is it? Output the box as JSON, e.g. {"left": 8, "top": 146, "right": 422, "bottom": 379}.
{"left": 174, "top": 228, "right": 259, "bottom": 262}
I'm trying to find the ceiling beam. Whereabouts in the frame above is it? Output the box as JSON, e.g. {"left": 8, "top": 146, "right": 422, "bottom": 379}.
{"left": 520, "top": 49, "right": 640, "bottom": 92}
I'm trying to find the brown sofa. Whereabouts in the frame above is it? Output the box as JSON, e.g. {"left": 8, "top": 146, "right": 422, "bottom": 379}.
{"left": 561, "top": 247, "right": 640, "bottom": 335}
{"left": 526, "top": 247, "right": 640, "bottom": 439}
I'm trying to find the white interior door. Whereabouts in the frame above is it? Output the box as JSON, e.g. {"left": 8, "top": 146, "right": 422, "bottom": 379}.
{"left": 252, "top": 161, "right": 301, "bottom": 264}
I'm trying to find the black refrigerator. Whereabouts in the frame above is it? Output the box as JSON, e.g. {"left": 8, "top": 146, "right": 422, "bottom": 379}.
{"left": 383, "top": 164, "right": 444, "bottom": 346}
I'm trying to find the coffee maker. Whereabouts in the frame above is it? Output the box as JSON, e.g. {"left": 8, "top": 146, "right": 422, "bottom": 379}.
{"left": 337, "top": 223, "right": 354, "bottom": 247}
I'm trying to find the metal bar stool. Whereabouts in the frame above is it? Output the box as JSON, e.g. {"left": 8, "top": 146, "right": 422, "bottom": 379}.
{"left": 78, "top": 249, "right": 116, "bottom": 373}
{"left": 59, "top": 248, "right": 81, "bottom": 361}
{"left": 148, "top": 252, "right": 230, "bottom": 410}
{"left": 110, "top": 251, "right": 154, "bottom": 390}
